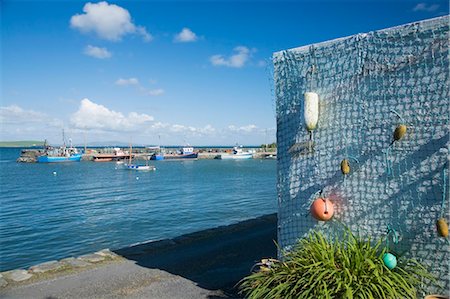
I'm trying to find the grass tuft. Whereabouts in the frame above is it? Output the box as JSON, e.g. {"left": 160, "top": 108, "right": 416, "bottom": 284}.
{"left": 239, "top": 229, "right": 435, "bottom": 299}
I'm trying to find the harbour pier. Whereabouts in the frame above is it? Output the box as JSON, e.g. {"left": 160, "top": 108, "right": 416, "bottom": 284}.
{"left": 16, "top": 146, "right": 277, "bottom": 163}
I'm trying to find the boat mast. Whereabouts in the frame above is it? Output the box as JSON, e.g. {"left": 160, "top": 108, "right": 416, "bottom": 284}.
{"left": 62, "top": 129, "right": 66, "bottom": 148}
{"left": 129, "top": 143, "right": 132, "bottom": 165}
{"left": 84, "top": 131, "right": 87, "bottom": 153}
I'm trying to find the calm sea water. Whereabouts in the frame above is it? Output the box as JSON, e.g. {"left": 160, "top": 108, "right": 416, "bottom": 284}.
{"left": 0, "top": 148, "right": 277, "bottom": 271}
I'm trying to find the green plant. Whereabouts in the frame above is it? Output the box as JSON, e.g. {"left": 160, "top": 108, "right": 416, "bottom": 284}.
{"left": 239, "top": 229, "right": 435, "bottom": 299}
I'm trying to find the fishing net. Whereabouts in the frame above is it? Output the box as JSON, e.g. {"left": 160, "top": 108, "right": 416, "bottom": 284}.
{"left": 273, "top": 16, "right": 449, "bottom": 293}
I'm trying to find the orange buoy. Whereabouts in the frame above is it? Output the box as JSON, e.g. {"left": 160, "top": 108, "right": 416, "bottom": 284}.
{"left": 310, "top": 198, "right": 334, "bottom": 221}
{"left": 436, "top": 218, "right": 449, "bottom": 238}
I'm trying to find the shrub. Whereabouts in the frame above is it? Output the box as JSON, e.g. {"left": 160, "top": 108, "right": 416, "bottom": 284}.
{"left": 239, "top": 229, "right": 434, "bottom": 299}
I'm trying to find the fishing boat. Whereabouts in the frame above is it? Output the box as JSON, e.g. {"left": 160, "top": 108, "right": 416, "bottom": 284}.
{"left": 37, "top": 134, "right": 82, "bottom": 163}
{"left": 149, "top": 136, "right": 165, "bottom": 160}
{"left": 93, "top": 148, "right": 127, "bottom": 162}
{"left": 149, "top": 146, "right": 164, "bottom": 161}
{"left": 125, "top": 143, "right": 155, "bottom": 171}
{"left": 150, "top": 153, "right": 164, "bottom": 160}
{"left": 163, "top": 146, "right": 198, "bottom": 160}
{"left": 218, "top": 146, "right": 253, "bottom": 160}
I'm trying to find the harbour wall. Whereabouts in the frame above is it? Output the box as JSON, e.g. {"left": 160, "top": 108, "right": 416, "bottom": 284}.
{"left": 16, "top": 147, "right": 277, "bottom": 162}
{"left": 274, "top": 16, "right": 449, "bottom": 294}
{"left": 0, "top": 213, "right": 277, "bottom": 296}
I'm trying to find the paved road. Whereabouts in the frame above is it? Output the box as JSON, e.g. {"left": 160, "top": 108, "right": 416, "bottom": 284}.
{"left": 1, "top": 214, "right": 277, "bottom": 299}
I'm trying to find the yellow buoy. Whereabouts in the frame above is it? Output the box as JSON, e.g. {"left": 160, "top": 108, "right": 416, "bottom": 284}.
{"left": 341, "top": 159, "right": 350, "bottom": 175}
{"left": 393, "top": 124, "right": 407, "bottom": 141}
{"left": 436, "top": 218, "right": 449, "bottom": 238}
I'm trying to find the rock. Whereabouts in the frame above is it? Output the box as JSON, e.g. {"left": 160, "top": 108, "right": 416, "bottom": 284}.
{"left": 78, "top": 253, "right": 105, "bottom": 263}
{"left": 95, "top": 249, "right": 119, "bottom": 259}
{"left": 0, "top": 277, "right": 7, "bottom": 288}
{"left": 29, "top": 260, "right": 64, "bottom": 273}
{"left": 3, "top": 270, "right": 33, "bottom": 282}
{"left": 0, "top": 274, "right": 7, "bottom": 288}
{"left": 16, "top": 149, "right": 41, "bottom": 163}
{"left": 61, "top": 257, "right": 90, "bottom": 268}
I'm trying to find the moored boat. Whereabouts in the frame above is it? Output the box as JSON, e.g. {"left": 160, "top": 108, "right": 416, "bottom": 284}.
{"left": 93, "top": 157, "right": 113, "bottom": 162}
{"left": 125, "top": 144, "right": 156, "bottom": 171}
{"left": 93, "top": 148, "right": 128, "bottom": 162}
{"left": 218, "top": 146, "right": 253, "bottom": 160}
{"left": 150, "top": 153, "right": 164, "bottom": 160}
{"left": 37, "top": 153, "right": 82, "bottom": 163}
{"left": 163, "top": 146, "right": 198, "bottom": 160}
{"left": 37, "top": 134, "right": 82, "bottom": 163}
{"left": 126, "top": 164, "right": 155, "bottom": 171}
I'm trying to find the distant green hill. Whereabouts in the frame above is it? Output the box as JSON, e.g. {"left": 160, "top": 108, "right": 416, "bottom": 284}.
{"left": 0, "top": 141, "right": 45, "bottom": 147}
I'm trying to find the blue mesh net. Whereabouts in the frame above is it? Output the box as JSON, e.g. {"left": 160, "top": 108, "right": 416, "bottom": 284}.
{"left": 273, "top": 16, "right": 449, "bottom": 294}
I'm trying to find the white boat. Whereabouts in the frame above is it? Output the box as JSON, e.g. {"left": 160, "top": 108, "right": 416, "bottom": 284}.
{"left": 126, "top": 164, "right": 154, "bottom": 171}
{"left": 125, "top": 144, "right": 155, "bottom": 171}
{"left": 218, "top": 146, "right": 253, "bottom": 160}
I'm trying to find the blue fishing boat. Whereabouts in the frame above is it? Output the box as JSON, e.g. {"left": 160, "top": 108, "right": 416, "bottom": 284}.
{"left": 37, "top": 153, "right": 82, "bottom": 163}
{"left": 163, "top": 146, "right": 198, "bottom": 160}
{"left": 37, "top": 134, "right": 82, "bottom": 163}
{"left": 150, "top": 153, "right": 164, "bottom": 161}
{"left": 149, "top": 146, "right": 164, "bottom": 161}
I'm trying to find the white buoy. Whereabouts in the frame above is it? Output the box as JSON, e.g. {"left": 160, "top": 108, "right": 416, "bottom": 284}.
{"left": 304, "top": 92, "right": 319, "bottom": 131}
{"left": 53, "top": 171, "right": 57, "bottom": 175}
{"left": 136, "top": 177, "right": 139, "bottom": 180}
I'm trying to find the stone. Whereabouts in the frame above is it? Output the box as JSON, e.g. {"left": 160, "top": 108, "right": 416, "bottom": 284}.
{"left": 78, "top": 253, "right": 105, "bottom": 263}
{"left": 61, "top": 257, "right": 90, "bottom": 268}
{"left": 4, "top": 270, "right": 32, "bottom": 282}
{"left": 29, "top": 260, "right": 64, "bottom": 273}
{"left": 0, "top": 277, "right": 7, "bottom": 288}
{"left": 95, "top": 249, "right": 119, "bottom": 258}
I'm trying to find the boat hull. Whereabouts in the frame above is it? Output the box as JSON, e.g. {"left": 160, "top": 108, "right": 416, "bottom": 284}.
{"left": 150, "top": 154, "right": 164, "bottom": 161}
{"left": 218, "top": 153, "right": 253, "bottom": 160}
{"left": 93, "top": 157, "right": 113, "bottom": 162}
{"left": 92, "top": 154, "right": 127, "bottom": 161}
{"left": 126, "top": 164, "right": 155, "bottom": 171}
{"left": 37, "top": 154, "right": 82, "bottom": 163}
{"left": 164, "top": 153, "right": 198, "bottom": 160}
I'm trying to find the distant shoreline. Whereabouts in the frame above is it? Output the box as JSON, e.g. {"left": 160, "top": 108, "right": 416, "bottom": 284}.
{"left": 0, "top": 141, "right": 44, "bottom": 148}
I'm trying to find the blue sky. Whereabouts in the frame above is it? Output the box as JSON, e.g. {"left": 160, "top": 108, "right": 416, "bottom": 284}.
{"left": 1, "top": 0, "right": 448, "bottom": 146}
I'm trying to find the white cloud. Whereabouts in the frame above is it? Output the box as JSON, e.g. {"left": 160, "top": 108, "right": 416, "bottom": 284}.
{"left": 174, "top": 28, "right": 198, "bottom": 43}
{"left": 257, "top": 60, "right": 267, "bottom": 67}
{"left": 228, "top": 124, "right": 258, "bottom": 133}
{"left": 0, "top": 105, "right": 61, "bottom": 127}
{"left": 146, "top": 89, "right": 165, "bottom": 96}
{"left": 150, "top": 122, "right": 169, "bottom": 130}
{"left": 70, "top": 98, "right": 154, "bottom": 131}
{"left": 0, "top": 105, "right": 48, "bottom": 124}
{"left": 0, "top": 105, "right": 63, "bottom": 142}
{"left": 116, "top": 77, "right": 164, "bottom": 96}
{"left": 84, "top": 45, "right": 112, "bottom": 59}
{"left": 115, "top": 78, "right": 139, "bottom": 86}
{"left": 170, "top": 124, "right": 188, "bottom": 133}
{"left": 136, "top": 26, "right": 152, "bottom": 42}
{"left": 413, "top": 3, "right": 439, "bottom": 12}
{"left": 70, "top": 1, "right": 152, "bottom": 42}
{"left": 166, "top": 124, "right": 216, "bottom": 137}
{"left": 210, "top": 46, "right": 252, "bottom": 68}
{"left": 199, "top": 124, "right": 215, "bottom": 134}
